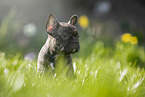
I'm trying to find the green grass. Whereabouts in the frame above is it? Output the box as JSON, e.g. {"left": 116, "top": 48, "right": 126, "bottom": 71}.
{"left": 0, "top": 10, "right": 145, "bottom": 97}
{"left": 0, "top": 41, "right": 145, "bottom": 97}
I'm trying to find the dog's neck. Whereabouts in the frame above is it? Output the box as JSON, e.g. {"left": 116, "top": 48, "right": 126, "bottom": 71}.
{"left": 45, "top": 34, "right": 57, "bottom": 54}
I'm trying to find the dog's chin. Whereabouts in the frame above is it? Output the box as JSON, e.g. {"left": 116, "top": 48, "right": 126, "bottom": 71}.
{"left": 60, "top": 43, "right": 80, "bottom": 54}
{"left": 63, "top": 47, "right": 79, "bottom": 54}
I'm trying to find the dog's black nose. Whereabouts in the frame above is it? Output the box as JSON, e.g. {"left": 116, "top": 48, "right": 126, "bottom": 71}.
{"left": 73, "top": 37, "right": 79, "bottom": 43}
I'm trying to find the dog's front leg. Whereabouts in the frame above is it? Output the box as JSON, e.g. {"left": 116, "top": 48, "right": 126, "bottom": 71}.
{"left": 65, "top": 55, "right": 75, "bottom": 78}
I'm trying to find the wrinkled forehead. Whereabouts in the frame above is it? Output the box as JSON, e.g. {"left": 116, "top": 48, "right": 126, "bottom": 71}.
{"left": 60, "top": 22, "right": 76, "bottom": 30}
{"left": 57, "top": 22, "right": 78, "bottom": 35}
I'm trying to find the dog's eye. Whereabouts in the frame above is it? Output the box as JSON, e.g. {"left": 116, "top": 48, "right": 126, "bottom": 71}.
{"left": 62, "top": 34, "right": 69, "bottom": 39}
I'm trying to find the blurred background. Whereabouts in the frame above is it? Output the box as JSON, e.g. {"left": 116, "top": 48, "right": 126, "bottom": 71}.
{"left": 0, "top": 0, "right": 145, "bottom": 59}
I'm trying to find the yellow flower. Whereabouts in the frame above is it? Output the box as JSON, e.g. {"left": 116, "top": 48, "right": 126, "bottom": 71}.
{"left": 130, "top": 36, "right": 138, "bottom": 44}
{"left": 121, "top": 33, "right": 138, "bottom": 44}
{"left": 121, "top": 33, "right": 132, "bottom": 43}
{"left": 78, "top": 15, "right": 89, "bottom": 28}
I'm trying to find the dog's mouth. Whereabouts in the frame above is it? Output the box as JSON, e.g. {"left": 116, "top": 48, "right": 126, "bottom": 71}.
{"left": 60, "top": 44, "right": 79, "bottom": 54}
{"left": 72, "top": 46, "right": 79, "bottom": 53}
{"left": 59, "top": 36, "right": 80, "bottom": 54}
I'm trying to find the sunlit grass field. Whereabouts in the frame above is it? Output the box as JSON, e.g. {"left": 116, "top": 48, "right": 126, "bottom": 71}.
{"left": 0, "top": 41, "right": 145, "bottom": 97}
{"left": 0, "top": 11, "right": 145, "bottom": 97}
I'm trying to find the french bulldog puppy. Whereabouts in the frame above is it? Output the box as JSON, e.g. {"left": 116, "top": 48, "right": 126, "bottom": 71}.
{"left": 37, "top": 14, "right": 80, "bottom": 75}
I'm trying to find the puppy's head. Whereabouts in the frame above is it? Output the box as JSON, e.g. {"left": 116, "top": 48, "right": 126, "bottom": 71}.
{"left": 46, "top": 14, "right": 80, "bottom": 54}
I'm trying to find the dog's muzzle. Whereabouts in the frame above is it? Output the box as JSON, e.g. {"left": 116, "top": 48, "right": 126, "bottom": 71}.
{"left": 60, "top": 37, "right": 79, "bottom": 54}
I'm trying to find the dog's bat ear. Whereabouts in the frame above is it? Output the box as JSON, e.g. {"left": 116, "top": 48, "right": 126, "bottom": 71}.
{"left": 68, "top": 14, "right": 78, "bottom": 26}
{"left": 46, "top": 14, "right": 60, "bottom": 35}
